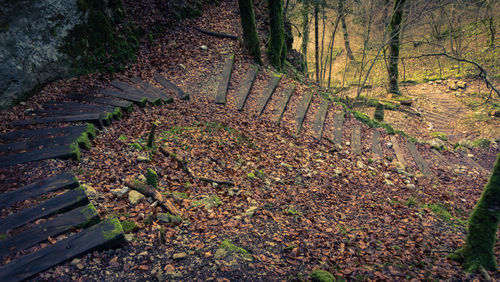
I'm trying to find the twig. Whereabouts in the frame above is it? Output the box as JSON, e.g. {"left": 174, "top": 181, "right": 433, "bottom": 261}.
{"left": 194, "top": 27, "right": 238, "bottom": 40}
{"left": 125, "top": 179, "right": 182, "bottom": 217}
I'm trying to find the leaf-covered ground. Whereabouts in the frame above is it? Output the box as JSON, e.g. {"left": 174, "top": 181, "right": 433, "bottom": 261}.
{"left": 0, "top": 0, "right": 499, "bottom": 280}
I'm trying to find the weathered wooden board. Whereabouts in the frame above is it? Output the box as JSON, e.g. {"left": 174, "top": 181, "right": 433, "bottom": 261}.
{"left": 458, "top": 150, "right": 489, "bottom": 174}
{"left": 389, "top": 135, "right": 407, "bottom": 167}
{"left": 271, "top": 85, "right": 294, "bottom": 124}
{"left": 130, "top": 77, "right": 173, "bottom": 103}
{"left": 38, "top": 101, "right": 121, "bottom": 120}
{"left": 11, "top": 113, "right": 105, "bottom": 129}
{"left": 256, "top": 75, "right": 281, "bottom": 116}
{"left": 407, "top": 141, "right": 433, "bottom": 176}
{"left": 67, "top": 92, "right": 133, "bottom": 112}
{"left": 295, "top": 92, "right": 313, "bottom": 134}
{"left": 0, "top": 203, "right": 99, "bottom": 258}
{"left": 351, "top": 125, "right": 361, "bottom": 155}
{"left": 312, "top": 100, "right": 329, "bottom": 139}
{"left": 99, "top": 88, "right": 148, "bottom": 107}
{"left": 0, "top": 126, "right": 86, "bottom": 143}
{"left": 0, "top": 144, "right": 81, "bottom": 167}
{"left": 0, "top": 131, "right": 84, "bottom": 155}
{"left": 0, "top": 187, "right": 88, "bottom": 233}
{"left": 371, "top": 130, "right": 383, "bottom": 158}
{"left": 430, "top": 149, "right": 457, "bottom": 171}
{"left": 0, "top": 172, "right": 79, "bottom": 210}
{"left": 110, "top": 80, "right": 162, "bottom": 105}
{"left": 332, "top": 112, "right": 345, "bottom": 145}
{"left": 154, "top": 73, "right": 190, "bottom": 100}
{"left": 235, "top": 66, "right": 258, "bottom": 110}
{"left": 0, "top": 218, "right": 124, "bottom": 282}
{"left": 214, "top": 55, "right": 235, "bottom": 104}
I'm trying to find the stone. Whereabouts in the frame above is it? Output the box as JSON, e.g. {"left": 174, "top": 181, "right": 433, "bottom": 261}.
{"left": 128, "top": 190, "right": 145, "bottom": 205}
{"left": 137, "top": 155, "right": 149, "bottom": 162}
{"left": 243, "top": 206, "right": 259, "bottom": 217}
{"left": 137, "top": 174, "right": 147, "bottom": 183}
{"left": 386, "top": 142, "right": 393, "bottom": 148}
{"left": 200, "top": 45, "right": 208, "bottom": 50}
{"left": 157, "top": 213, "right": 182, "bottom": 224}
{"left": 449, "top": 84, "right": 458, "bottom": 91}
{"left": 76, "top": 263, "right": 84, "bottom": 270}
{"left": 356, "top": 161, "right": 365, "bottom": 169}
{"left": 458, "top": 140, "right": 474, "bottom": 149}
{"left": 124, "top": 234, "right": 134, "bottom": 242}
{"left": 383, "top": 173, "right": 390, "bottom": 179}
{"left": 429, "top": 138, "right": 445, "bottom": 150}
{"left": 406, "top": 184, "right": 416, "bottom": 189}
{"left": 111, "top": 186, "right": 129, "bottom": 197}
{"left": 172, "top": 252, "right": 187, "bottom": 260}
{"left": 82, "top": 184, "right": 97, "bottom": 196}
{"left": 384, "top": 179, "right": 394, "bottom": 186}
{"left": 456, "top": 81, "right": 466, "bottom": 89}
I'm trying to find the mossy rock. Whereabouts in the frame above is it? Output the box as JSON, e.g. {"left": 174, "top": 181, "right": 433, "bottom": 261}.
{"left": 430, "top": 132, "right": 448, "bottom": 141}
{"left": 310, "top": 269, "right": 335, "bottom": 282}
{"left": 214, "top": 239, "right": 253, "bottom": 261}
{"left": 146, "top": 168, "right": 158, "bottom": 188}
{"left": 120, "top": 220, "right": 137, "bottom": 233}
{"left": 192, "top": 195, "right": 222, "bottom": 209}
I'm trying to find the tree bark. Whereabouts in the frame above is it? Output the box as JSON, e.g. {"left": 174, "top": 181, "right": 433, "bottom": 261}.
{"left": 338, "top": 0, "right": 355, "bottom": 61}
{"left": 267, "top": 0, "right": 286, "bottom": 68}
{"left": 314, "top": 2, "right": 319, "bottom": 83}
{"left": 300, "top": 0, "right": 310, "bottom": 75}
{"left": 450, "top": 154, "right": 500, "bottom": 272}
{"left": 387, "top": 0, "right": 406, "bottom": 95}
{"left": 238, "top": 0, "right": 262, "bottom": 64}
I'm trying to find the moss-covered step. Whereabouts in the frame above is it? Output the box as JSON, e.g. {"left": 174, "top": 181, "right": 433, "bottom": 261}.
{"left": 110, "top": 80, "right": 162, "bottom": 106}
{"left": 99, "top": 88, "right": 148, "bottom": 107}
{"left": 153, "top": 73, "right": 190, "bottom": 100}
{"left": 0, "top": 187, "right": 88, "bottom": 233}
{"left": 332, "top": 112, "right": 345, "bottom": 145}
{"left": 271, "top": 85, "right": 294, "bottom": 124}
{"left": 351, "top": 125, "right": 362, "bottom": 155}
{"left": 38, "top": 101, "right": 122, "bottom": 120}
{"left": 312, "top": 100, "right": 329, "bottom": 139}
{"left": 295, "top": 92, "right": 313, "bottom": 134}
{"left": 0, "top": 172, "right": 79, "bottom": 210}
{"left": 0, "top": 217, "right": 124, "bottom": 282}
{"left": 0, "top": 125, "right": 89, "bottom": 142}
{"left": 235, "top": 66, "right": 258, "bottom": 110}
{"left": 130, "top": 77, "right": 173, "bottom": 104}
{"left": 0, "top": 143, "right": 81, "bottom": 168}
{"left": 11, "top": 113, "right": 107, "bottom": 129}
{"left": 389, "top": 135, "right": 408, "bottom": 167}
{"left": 406, "top": 141, "right": 433, "bottom": 176}
{"left": 214, "top": 54, "right": 235, "bottom": 104}
{"left": 256, "top": 74, "right": 281, "bottom": 116}
{"left": 372, "top": 130, "right": 383, "bottom": 159}
{"left": 67, "top": 92, "right": 134, "bottom": 113}
{"left": 0, "top": 203, "right": 99, "bottom": 258}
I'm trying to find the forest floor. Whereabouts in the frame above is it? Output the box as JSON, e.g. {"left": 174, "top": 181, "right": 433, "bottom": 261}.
{"left": 0, "top": 0, "right": 500, "bottom": 281}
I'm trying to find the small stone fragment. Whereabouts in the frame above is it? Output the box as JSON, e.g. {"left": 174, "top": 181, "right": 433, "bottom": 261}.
{"left": 76, "top": 263, "right": 84, "bottom": 270}
{"left": 82, "top": 184, "right": 97, "bottom": 196}
{"left": 406, "top": 183, "right": 416, "bottom": 189}
{"left": 128, "top": 190, "right": 145, "bottom": 205}
{"left": 173, "top": 252, "right": 187, "bottom": 260}
{"left": 200, "top": 45, "right": 208, "bottom": 50}
{"left": 386, "top": 142, "right": 393, "bottom": 148}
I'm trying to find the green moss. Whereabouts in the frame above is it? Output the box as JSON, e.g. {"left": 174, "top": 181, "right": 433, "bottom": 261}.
{"left": 374, "top": 103, "right": 384, "bottom": 121}
{"left": 76, "top": 203, "right": 100, "bottom": 228}
{"left": 85, "top": 123, "right": 96, "bottom": 139}
{"left": 473, "top": 138, "right": 491, "bottom": 148}
{"left": 0, "top": 233, "right": 6, "bottom": 241}
{"left": 220, "top": 239, "right": 252, "bottom": 260}
{"left": 172, "top": 191, "right": 189, "bottom": 199}
{"left": 430, "top": 132, "right": 448, "bottom": 141}
{"left": 76, "top": 133, "right": 91, "bottom": 150}
{"left": 129, "top": 142, "right": 142, "bottom": 150}
{"left": 112, "top": 107, "right": 122, "bottom": 120}
{"left": 247, "top": 172, "right": 256, "bottom": 178}
{"left": 146, "top": 168, "right": 158, "bottom": 188}
{"left": 120, "top": 220, "right": 137, "bottom": 233}
{"left": 102, "top": 217, "right": 124, "bottom": 240}
{"left": 118, "top": 134, "right": 127, "bottom": 141}
{"left": 310, "top": 269, "right": 335, "bottom": 282}
{"left": 192, "top": 195, "right": 222, "bottom": 209}
{"left": 67, "top": 143, "right": 81, "bottom": 161}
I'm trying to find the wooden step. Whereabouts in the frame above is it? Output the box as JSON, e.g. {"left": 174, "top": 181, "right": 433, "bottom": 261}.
{"left": 389, "top": 135, "right": 407, "bottom": 167}
{"left": 0, "top": 172, "right": 79, "bottom": 210}
{"left": 351, "top": 125, "right": 361, "bottom": 154}
{"left": 99, "top": 88, "right": 148, "bottom": 107}
{"left": 235, "top": 66, "right": 258, "bottom": 110}
{"left": 332, "top": 112, "right": 345, "bottom": 145}
{"left": 0, "top": 187, "right": 88, "bottom": 233}
{"left": 295, "top": 92, "right": 313, "bottom": 134}
{"left": 256, "top": 75, "right": 281, "bottom": 116}
{"left": 371, "top": 130, "right": 383, "bottom": 159}
{"left": 11, "top": 113, "right": 106, "bottom": 129}
{"left": 312, "top": 100, "right": 329, "bottom": 139}
{"left": 458, "top": 150, "right": 489, "bottom": 174}
{"left": 39, "top": 101, "right": 122, "bottom": 120}
{"left": 271, "top": 85, "right": 294, "bottom": 124}
{"left": 0, "top": 144, "right": 81, "bottom": 167}
{"left": 0, "top": 217, "right": 124, "bottom": 282}
{"left": 430, "top": 149, "right": 457, "bottom": 171}
{"left": 110, "top": 80, "right": 162, "bottom": 105}
{"left": 406, "top": 141, "right": 432, "bottom": 176}
{"left": 0, "top": 131, "right": 90, "bottom": 155}
{"left": 154, "top": 73, "right": 190, "bottom": 100}
{"left": 0, "top": 203, "right": 99, "bottom": 258}
{"left": 214, "top": 55, "right": 235, "bottom": 104}
{"left": 67, "top": 92, "right": 134, "bottom": 112}
{"left": 130, "top": 77, "right": 173, "bottom": 103}
{"left": 0, "top": 125, "right": 92, "bottom": 143}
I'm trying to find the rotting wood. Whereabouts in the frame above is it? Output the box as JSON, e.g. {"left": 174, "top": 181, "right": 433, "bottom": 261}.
{"left": 215, "top": 55, "right": 235, "bottom": 104}
{"left": 0, "top": 144, "right": 81, "bottom": 167}
{"left": 312, "top": 100, "right": 329, "bottom": 139}
{"left": 153, "top": 73, "right": 190, "bottom": 100}
{"left": 235, "top": 66, "right": 258, "bottom": 110}
{"left": 0, "top": 131, "right": 86, "bottom": 155}
{"left": 130, "top": 77, "right": 173, "bottom": 103}
{"left": 295, "top": 92, "right": 313, "bottom": 134}
{"left": 11, "top": 113, "right": 106, "bottom": 129}
{"left": 99, "top": 88, "right": 148, "bottom": 107}
{"left": 271, "top": 85, "right": 294, "bottom": 124}
{"left": 0, "top": 125, "right": 88, "bottom": 142}
{"left": 67, "top": 92, "right": 134, "bottom": 112}
{"left": 111, "top": 80, "right": 162, "bottom": 105}
{"left": 125, "top": 179, "right": 182, "bottom": 217}
{"left": 256, "top": 75, "right": 281, "bottom": 116}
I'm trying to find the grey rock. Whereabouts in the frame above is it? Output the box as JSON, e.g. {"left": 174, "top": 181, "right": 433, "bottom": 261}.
{"left": 406, "top": 184, "right": 416, "bottom": 189}
{"left": 429, "top": 138, "right": 445, "bottom": 149}
{"left": 386, "top": 142, "right": 393, "bottom": 148}
{"left": 111, "top": 186, "right": 129, "bottom": 197}
{"left": 128, "top": 190, "right": 145, "bottom": 205}
{"left": 172, "top": 252, "right": 187, "bottom": 260}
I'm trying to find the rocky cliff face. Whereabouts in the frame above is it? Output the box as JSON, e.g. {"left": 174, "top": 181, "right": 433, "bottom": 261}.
{"left": 0, "top": 0, "right": 84, "bottom": 109}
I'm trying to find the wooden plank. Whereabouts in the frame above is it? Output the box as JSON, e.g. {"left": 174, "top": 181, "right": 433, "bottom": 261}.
{"left": 235, "top": 66, "right": 258, "bottom": 110}
{"left": 295, "top": 92, "right": 313, "bottom": 134}
{"left": 214, "top": 55, "right": 235, "bottom": 104}
{"left": 351, "top": 125, "right": 361, "bottom": 154}
{"left": 153, "top": 73, "right": 190, "bottom": 100}
{"left": 458, "top": 150, "right": 489, "bottom": 174}
{"left": 0, "top": 203, "right": 99, "bottom": 258}
{"left": 0, "top": 144, "right": 81, "bottom": 168}
{"left": 0, "top": 131, "right": 89, "bottom": 155}
{"left": 332, "top": 112, "right": 345, "bottom": 145}
{"left": 0, "top": 187, "right": 88, "bottom": 233}
{"left": 110, "top": 80, "right": 162, "bottom": 105}
{"left": 271, "top": 85, "right": 294, "bottom": 124}
{"left": 0, "top": 125, "right": 88, "bottom": 143}
{"left": 430, "top": 149, "right": 457, "bottom": 171}
{"left": 372, "top": 130, "right": 383, "bottom": 159}
{"left": 257, "top": 75, "right": 281, "bottom": 116}
{"left": 389, "top": 135, "right": 407, "bottom": 167}
{"left": 99, "top": 88, "right": 148, "bottom": 107}
{"left": 0, "top": 218, "right": 124, "bottom": 282}
{"left": 0, "top": 172, "right": 79, "bottom": 210}
{"left": 130, "top": 77, "right": 173, "bottom": 103}
{"left": 312, "top": 100, "right": 329, "bottom": 139}
{"left": 66, "top": 92, "right": 133, "bottom": 112}
{"left": 407, "top": 141, "right": 433, "bottom": 176}
{"left": 39, "top": 101, "right": 121, "bottom": 120}
{"left": 11, "top": 113, "right": 105, "bottom": 129}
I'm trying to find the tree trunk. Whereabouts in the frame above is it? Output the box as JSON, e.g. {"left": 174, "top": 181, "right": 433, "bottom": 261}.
{"left": 314, "top": 2, "right": 319, "bottom": 83}
{"left": 238, "top": 0, "right": 262, "bottom": 64}
{"left": 450, "top": 154, "right": 500, "bottom": 272}
{"left": 300, "top": 0, "right": 310, "bottom": 75}
{"left": 387, "top": 0, "right": 406, "bottom": 95}
{"left": 327, "top": 17, "right": 340, "bottom": 89}
{"left": 267, "top": 0, "right": 286, "bottom": 68}
{"left": 338, "top": 0, "right": 354, "bottom": 61}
